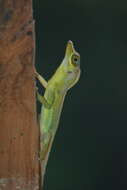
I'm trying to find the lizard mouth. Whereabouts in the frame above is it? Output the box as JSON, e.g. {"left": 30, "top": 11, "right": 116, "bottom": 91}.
{"left": 68, "top": 71, "right": 73, "bottom": 74}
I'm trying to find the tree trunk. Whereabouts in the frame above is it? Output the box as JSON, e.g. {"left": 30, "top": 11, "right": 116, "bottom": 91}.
{"left": 0, "top": 0, "right": 40, "bottom": 189}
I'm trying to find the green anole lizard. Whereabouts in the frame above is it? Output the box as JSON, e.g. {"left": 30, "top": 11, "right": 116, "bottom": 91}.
{"left": 35, "top": 40, "right": 81, "bottom": 186}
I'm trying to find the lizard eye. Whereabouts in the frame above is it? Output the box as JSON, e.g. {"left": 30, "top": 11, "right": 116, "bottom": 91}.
{"left": 71, "top": 54, "right": 80, "bottom": 66}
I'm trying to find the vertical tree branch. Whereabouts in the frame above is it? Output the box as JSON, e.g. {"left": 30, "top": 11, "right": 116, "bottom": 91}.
{"left": 0, "top": 0, "right": 40, "bottom": 189}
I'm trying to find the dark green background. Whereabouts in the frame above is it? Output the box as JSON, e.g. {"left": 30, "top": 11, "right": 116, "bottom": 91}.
{"left": 33, "top": 0, "right": 127, "bottom": 189}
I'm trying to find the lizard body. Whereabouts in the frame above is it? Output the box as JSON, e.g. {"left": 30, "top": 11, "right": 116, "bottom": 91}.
{"left": 36, "top": 40, "right": 81, "bottom": 184}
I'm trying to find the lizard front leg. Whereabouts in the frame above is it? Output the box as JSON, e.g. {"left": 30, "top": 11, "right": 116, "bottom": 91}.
{"left": 35, "top": 71, "right": 48, "bottom": 88}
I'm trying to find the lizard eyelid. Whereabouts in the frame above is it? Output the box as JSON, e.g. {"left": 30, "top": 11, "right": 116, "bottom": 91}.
{"left": 71, "top": 54, "right": 80, "bottom": 66}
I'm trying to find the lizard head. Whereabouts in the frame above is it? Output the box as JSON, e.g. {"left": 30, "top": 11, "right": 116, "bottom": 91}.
{"left": 49, "top": 41, "right": 81, "bottom": 92}
{"left": 63, "top": 40, "right": 81, "bottom": 90}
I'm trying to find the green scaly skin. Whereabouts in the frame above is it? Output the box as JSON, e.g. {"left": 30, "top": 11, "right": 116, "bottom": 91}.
{"left": 36, "top": 40, "right": 81, "bottom": 173}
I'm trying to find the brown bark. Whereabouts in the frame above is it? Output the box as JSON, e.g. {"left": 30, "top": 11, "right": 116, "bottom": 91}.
{"left": 0, "top": 0, "right": 40, "bottom": 189}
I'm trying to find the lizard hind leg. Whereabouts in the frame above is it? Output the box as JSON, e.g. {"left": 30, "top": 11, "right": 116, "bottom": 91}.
{"left": 40, "top": 134, "right": 53, "bottom": 161}
{"left": 36, "top": 91, "right": 54, "bottom": 109}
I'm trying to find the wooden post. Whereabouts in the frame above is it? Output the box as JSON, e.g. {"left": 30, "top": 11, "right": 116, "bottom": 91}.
{"left": 0, "top": 0, "right": 40, "bottom": 189}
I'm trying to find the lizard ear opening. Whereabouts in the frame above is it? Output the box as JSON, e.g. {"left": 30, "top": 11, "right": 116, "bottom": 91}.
{"left": 65, "top": 40, "right": 75, "bottom": 57}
